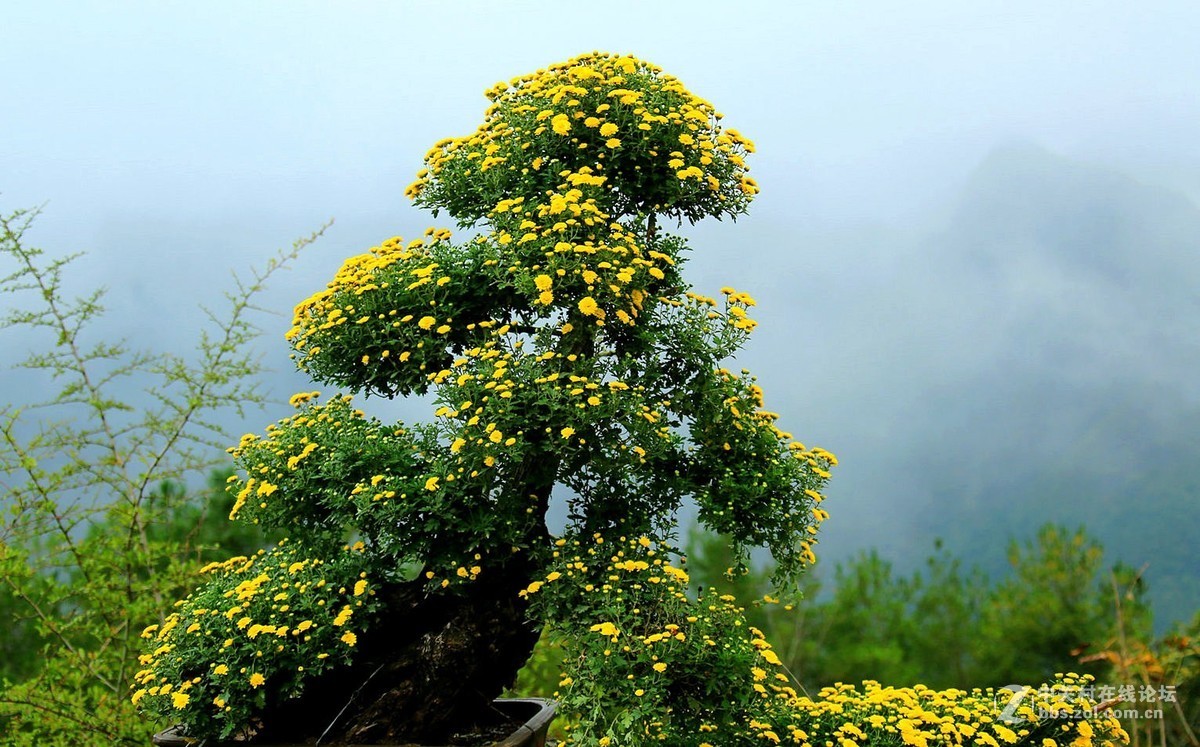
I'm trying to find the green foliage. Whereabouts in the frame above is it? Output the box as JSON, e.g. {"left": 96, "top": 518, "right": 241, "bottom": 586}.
{"left": 139, "top": 468, "right": 285, "bottom": 564}
{"left": 508, "top": 628, "right": 568, "bottom": 702}
{"left": 0, "top": 547, "right": 47, "bottom": 684}
{"left": 685, "top": 525, "right": 1122, "bottom": 690}
{"left": 523, "top": 536, "right": 776, "bottom": 747}
{"left": 0, "top": 205, "right": 321, "bottom": 745}
{"left": 0, "top": 469, "right": 275, "bottom": 694}
{"left": 978, "top": 525, "right": 1116, "bottom": 685}
{"left": 226, "top": 394, "right": 443, "bottom": 558}
{"left": 680, "top": 526, "right": 821, "bottom": 670}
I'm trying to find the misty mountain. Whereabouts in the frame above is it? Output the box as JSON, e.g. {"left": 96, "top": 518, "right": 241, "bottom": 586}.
{"left": 843, "top": 143, "right": 1200, "bottom": 628}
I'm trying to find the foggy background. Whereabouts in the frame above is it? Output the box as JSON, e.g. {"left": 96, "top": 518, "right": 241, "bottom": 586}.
{"left": 3, "top": 1, "right": 1198, "bottom": 626}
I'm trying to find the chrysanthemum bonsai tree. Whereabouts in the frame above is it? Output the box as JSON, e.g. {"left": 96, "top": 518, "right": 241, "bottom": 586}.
{"left": 134, "top": 53, "right": 1128, "bottom": 747}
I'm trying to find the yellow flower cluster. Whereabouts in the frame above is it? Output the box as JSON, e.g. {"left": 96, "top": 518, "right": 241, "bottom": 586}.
{"left": 278, "top": 62, "right": 829, "bottom": 579}
{"left": 285, "top": 205, "right": 693, "bottom": 408}
{"left": 530, "top": 536, "right": 805, "bottom": 746}
{"left": 225, "top": 394, "right": 388, "bottom": 526}
{"left": 756, "top": 675, "right": 1128, "bottom": 747}
{"left": 490, "top": 172, "right": 674, "bottom": 326}
{"left": 406, "top": 51, "right": 758, "bottom": 226}
{"left": 130, "top": 540, "right": 377, "bottom": 740}
{"left": 285, "top": 230, "right": 469, "bottom": 394}
{"left": 279, "top": 210, "right": 831, "bottom": 581}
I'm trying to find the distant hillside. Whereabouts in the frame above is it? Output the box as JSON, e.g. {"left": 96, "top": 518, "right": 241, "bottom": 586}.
{"left": 710, "top": 143, "right": 1199, "bottom": 632}
{"left": 876, "top": 143, "right": 1200, "bottom": 628}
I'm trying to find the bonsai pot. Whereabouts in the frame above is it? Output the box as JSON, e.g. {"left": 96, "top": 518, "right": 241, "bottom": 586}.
{"left": 151, "top": 697, "right": 557, "bottom": 747}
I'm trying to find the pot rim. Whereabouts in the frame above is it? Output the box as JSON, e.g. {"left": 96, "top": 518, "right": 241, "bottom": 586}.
{"left": 151, "top": 697, "right": 558, "bottom": 747}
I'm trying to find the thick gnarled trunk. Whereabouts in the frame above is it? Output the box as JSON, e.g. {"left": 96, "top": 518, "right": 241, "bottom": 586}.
{"left": 257, "top": 556, "right": 541, "bottom": 745}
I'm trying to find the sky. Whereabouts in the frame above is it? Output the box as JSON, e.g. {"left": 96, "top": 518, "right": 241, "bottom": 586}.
{"left": 4, "top": 1, "right": 1199, "bottom": 601}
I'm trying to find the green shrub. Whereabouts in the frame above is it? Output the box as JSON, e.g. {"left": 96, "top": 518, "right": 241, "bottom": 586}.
{"left": 0, "top": 205, "right": 321, "bottom": 745}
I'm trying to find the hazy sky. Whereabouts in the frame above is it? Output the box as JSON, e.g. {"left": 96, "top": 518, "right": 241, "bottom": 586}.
{"left": 7, "top": 2, "right": 1199, "bottom": 227}
{"left": 4, "top": 1, "right": 1200, "bottom": 579}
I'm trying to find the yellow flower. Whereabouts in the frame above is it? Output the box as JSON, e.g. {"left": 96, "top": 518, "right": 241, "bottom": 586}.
{"left": 171, "top": 691, "right": 190, "bottom": 709}
{"left": 287, "top": 391, "right": 319, "bottom": 407}
{"left": 538, "top": 290, "right": 554, "bottom": 305}
{"left": 249, "top": 672, "right": 265, "bottom": 688}
{"left": 418, "top": 315, "right": 436, "bottom": 330}
{"left": 653, "top": 662, "right": 667, "bottom": 672}
{"left": 599, "top": 122, "right": 618, "bottom": 137}
{"left": 560, "top": 427, "right": 575, "bottom": 439}
{"left": 213, "top": 664, "right": 229, "bottom": 675}
{"left": 424, "top": 476, "right": 440, "bottom": 491}
{"left": 341, "top": 631, "right": 357, "bottom": 646}
{"left": 551, "top": 113, "right": 571, "bottom": 135}
{"left": 578, "top": 296, "right": 602, "bottom": 318}
{"left": 354, "top": 580, "right": 368, "bottom": 596}
{"left": 605, "top": 138, "right": 621, "bottom": 148}
{"left": 589, "top": 621, "right": 620, "bottom": 639}
{"left": 534, "top": 274, "right": 553, "bottom": 291}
